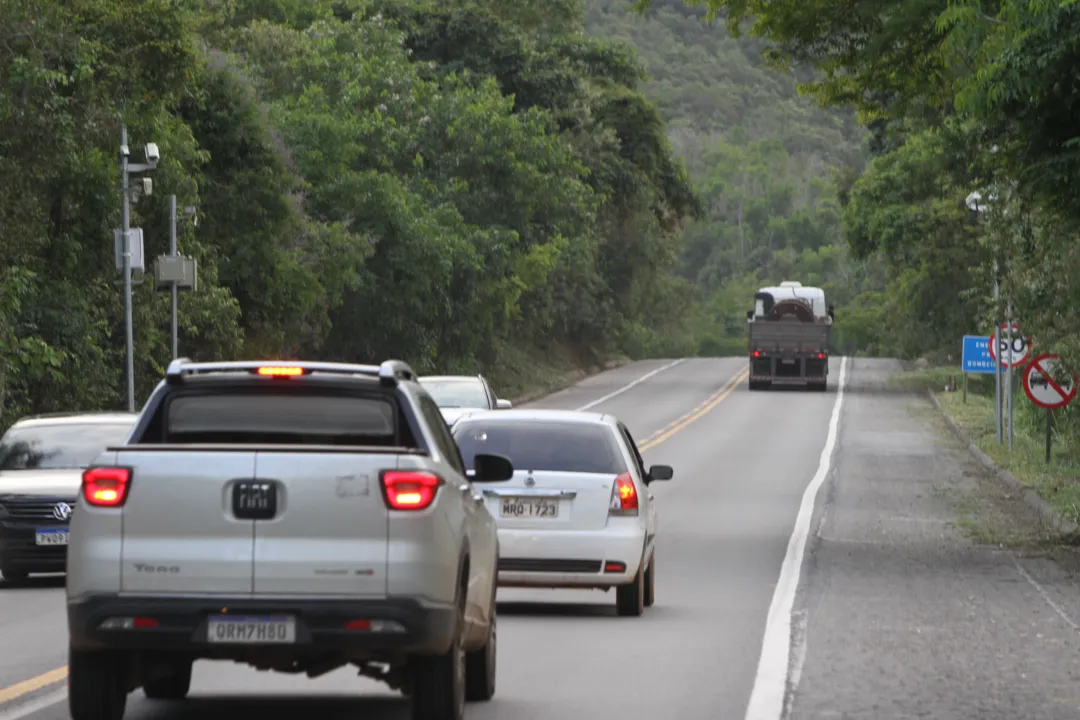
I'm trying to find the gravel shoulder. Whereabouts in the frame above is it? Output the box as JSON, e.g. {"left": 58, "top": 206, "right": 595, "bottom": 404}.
{"left": 790, "top": 357, "right": 1080, "bottom": 720}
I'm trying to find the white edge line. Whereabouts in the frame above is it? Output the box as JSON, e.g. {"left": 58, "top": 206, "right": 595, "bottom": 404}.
{"left": 0, "top": 687, "right": 67, "bottom": 720}
{"left": 743, "top": 356, "right": 849, "bottom": 720}
{"left": 573, "top": 358, "right": 688, "bottom": 411}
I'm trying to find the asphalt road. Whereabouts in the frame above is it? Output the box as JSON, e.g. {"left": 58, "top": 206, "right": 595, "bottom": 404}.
{"left": 2, "top": 357, "right": 1079, "bottom": 720}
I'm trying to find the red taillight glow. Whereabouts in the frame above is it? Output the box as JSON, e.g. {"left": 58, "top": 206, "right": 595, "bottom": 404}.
{"left": 817, "top": 352, "right": 826, "bottom": 360}
{"left": 82, "top": 467, "right": 132, "bottom": 508}
{"left": 381, "top": 471, "right": 441, "bottom": 511}
{"left": 257, "top": 366, "right": 305, "bottom": 377}
{"left": 133, "top": 616, "right": 159, "bottom": 628}
{"left": 609, "top": 472, "right": 639, "bottom": 516}
{"left": 344, "top": 619, "right": 371, "bottom": 631}
{"left": 751, "top": 350, "right": 761, "bottom": 357}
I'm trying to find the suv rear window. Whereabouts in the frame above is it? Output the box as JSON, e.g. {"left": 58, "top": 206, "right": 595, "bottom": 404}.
{"left": 452, "top": 419, "right": 625, "bottom": 474}
{"left": 162, "top": 392, "right": 399, "bottom": 445}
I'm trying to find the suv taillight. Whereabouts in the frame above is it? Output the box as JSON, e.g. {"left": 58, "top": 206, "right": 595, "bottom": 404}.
{"left": 82, "top": 467, "right": 132, "bottom": 507}
{"left": 381, "top": 471, "right": 441, "bottom": 511}
{"left": 608, "top": 473, "right": 639, "bottom": 516}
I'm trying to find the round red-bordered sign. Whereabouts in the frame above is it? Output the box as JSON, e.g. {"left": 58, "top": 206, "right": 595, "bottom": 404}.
{"left": 988, "top": 322, "right": 1031, "bottom": 367}
{"left": 1022, "top": 353, "right": 1077, "bottom": 409}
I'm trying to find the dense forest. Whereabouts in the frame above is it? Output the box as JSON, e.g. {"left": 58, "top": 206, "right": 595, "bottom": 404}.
{"left": 0, "top": 0, "right": 706, "bottom": 426}
{"left": 5, "top": 0, "right": 1051, "bottom": 430}
{"left": 658, "top": 0, "right": 1080, "bottom": 420}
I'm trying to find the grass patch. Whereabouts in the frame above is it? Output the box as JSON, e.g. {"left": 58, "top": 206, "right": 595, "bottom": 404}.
{"left": 920, "top": 381, "right": 1080, "bottom": 536}
{"left": 484, "top": 343, "right": 630, "bottom": 403}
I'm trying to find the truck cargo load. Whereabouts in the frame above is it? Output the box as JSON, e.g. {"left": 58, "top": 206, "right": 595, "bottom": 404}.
{"left": 747, "top": 281, "right": 834, "bottom": 391}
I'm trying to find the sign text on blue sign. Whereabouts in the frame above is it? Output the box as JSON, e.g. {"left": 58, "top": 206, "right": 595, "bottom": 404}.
{"left": 962, "top": 335, "right": 996, "bottom": 374}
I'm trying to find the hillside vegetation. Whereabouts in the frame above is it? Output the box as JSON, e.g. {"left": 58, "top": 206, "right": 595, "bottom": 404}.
{"left": 0, "top": 0, "right": 704, "bottom": 428}
{"left": 584, "top": 0, "right": 917, "bottom": 357}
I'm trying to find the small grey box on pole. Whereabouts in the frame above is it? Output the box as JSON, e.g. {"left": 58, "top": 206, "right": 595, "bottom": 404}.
{"left": 155, "top": 198, "right": 199, "bottom": 361}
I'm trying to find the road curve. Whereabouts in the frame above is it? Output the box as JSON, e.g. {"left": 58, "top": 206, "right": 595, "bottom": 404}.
{"left": 0, "top": 357, "right": 847, "bottom": 720}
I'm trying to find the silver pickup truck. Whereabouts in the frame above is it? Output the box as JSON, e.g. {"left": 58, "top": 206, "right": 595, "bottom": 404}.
{"left": 66, "top": 359, "right": 514, "bottom": 720}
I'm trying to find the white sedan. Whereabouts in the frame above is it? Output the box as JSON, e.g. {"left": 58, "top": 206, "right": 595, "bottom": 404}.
{"left": 451, "top": 409, "right": 673, "bottom": 617}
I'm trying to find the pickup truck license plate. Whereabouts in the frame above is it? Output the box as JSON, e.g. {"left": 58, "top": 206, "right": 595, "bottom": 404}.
{"left": 34, "top": 529, "right": 69, "bottom": 546}
{"left": 500, "top": 497, "right": 559, "bottom": 519}
{"left": 207, "top": 616, "right": 296, "bottom": 644}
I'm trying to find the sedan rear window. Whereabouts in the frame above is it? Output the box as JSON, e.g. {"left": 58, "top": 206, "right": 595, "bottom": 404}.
{"left": 163, "top": 393, "right": 399, "bottom": 446}
{"left": 452, "top": 420, "right": 626, "bottom": 474}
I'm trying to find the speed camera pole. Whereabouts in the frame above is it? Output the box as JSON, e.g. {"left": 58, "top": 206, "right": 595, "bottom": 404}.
{"left": 120, "top": 125, "right": 135, "bottom": 412}
{"left": 169, "top": 195, "right": 178, "bottom": 360}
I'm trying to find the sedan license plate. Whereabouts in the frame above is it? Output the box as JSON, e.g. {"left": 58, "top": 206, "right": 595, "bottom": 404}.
{"left": 207, "top": 616, "right": 296, "bottom": 644}
{"left": 34, "top": 529, "right": 69, "bottom": 546}
{"left": 500, "top": 497, "right": 559, "bottom": 519}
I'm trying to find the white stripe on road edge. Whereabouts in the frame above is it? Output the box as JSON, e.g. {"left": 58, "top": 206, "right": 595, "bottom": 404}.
{"left": 0, "top": 688, "right": 66, "bottom": 720}
{"left": 574, "top": 358, "right": 687, "bottom": 411}
{"left": 744, "top": 356, "right": 849, "bottom": 720}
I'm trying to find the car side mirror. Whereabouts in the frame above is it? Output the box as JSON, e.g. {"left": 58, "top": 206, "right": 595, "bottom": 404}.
{"left": 496, "top": 398, "right": 512, "bottom": 410}
{"left": 645, "top": 464, "right": 673, "bottom": 484}
{"left": 471, "top": 453, "right": 514, "bottom": 482}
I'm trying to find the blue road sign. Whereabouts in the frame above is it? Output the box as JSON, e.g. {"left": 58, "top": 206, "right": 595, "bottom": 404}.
{"left": 962, "top": 335, "right": 996, "bottom": 374}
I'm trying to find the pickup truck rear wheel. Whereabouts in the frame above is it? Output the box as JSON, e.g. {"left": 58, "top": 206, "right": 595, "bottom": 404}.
{"left": 69, "top": 647, "right": 128, "bottom": 720}
{"left": 143, "top": 660, "right": 192, "bottom": 700}
{"left": 464, "top": 606, "right": 496, "bottom": 701}
{"left": 409, "top": 603, "right": 466, "bottom": 720}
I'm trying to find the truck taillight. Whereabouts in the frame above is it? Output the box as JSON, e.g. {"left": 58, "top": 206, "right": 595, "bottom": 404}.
{"left": 381, "top": 471, "right": 441, "bottom": 511}
{"left": 608, "top": 473, "right": 639, "bottom": 516}
{"left": 817, "top": 352, "right": 827, "bottom": 359}
{"left": 751, "top": 350, "right": 762, "bottom": 358}
{"left": 82, "top": 467, "right": 132, "bottom": 508}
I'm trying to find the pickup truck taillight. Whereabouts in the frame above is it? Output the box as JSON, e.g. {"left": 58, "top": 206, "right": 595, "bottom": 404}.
{"left": 82, "top": 467, "right": 132, "bottom": 507}
{"left": 380, "top": 471, "right": 441, "bottom": 511}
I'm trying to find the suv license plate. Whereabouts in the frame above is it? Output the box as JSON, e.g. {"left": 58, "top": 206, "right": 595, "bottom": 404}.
{"left": 207, "top": 616, "right": 296, "bottom": 644}
{"left": 35, "top": 529, "right": 69, "bottom": 546}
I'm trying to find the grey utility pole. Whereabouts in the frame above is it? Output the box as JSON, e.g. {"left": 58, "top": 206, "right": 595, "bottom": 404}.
{"left": 118, "top": 124, "right": 159, "bottom": 411}
{"left": 169, "top": 195, "right": 179, "bottom": 360}
{"left": 993, "top": 265, "right": 1002, "bottom": 445}
{"left": 120, "top": 126, "right": 135, "bottom": 412}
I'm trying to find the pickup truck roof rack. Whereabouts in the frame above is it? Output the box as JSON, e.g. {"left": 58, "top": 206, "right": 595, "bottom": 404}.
{"left": 164, "top": 358, "right": 418, "bottom": 387}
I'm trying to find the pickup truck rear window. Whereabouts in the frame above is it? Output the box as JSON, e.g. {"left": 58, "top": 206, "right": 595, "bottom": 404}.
{"left": 163, "top": 393, "right": 398, "bottom": 445}
{"left": 452, "top": 420, "right": 626, "bottom": 474}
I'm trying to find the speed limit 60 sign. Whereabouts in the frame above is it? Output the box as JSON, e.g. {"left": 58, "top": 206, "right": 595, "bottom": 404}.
{"left": 988, "top": 323, "right": 1031, "bottom": 367}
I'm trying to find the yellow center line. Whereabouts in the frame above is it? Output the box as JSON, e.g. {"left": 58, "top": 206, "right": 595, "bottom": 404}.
{"left": 639, "top": 367, "right": 749, "bottom": 452}
{"left": 0, "top": 666, "right": 67, "bottom": 704}
{"left": 0, "top": 367, "right": 751, "bottom": 705}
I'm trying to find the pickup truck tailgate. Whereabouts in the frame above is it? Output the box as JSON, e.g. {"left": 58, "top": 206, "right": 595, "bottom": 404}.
{"left": 120, "top": 450, "right": 256, "bottom": 594}
{"left": 251, "top": 451, "right": 390, "bottom": 596}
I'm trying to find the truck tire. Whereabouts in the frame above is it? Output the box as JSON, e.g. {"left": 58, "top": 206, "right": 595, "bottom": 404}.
{"left": 69, "top": 647, "right": 128, "bottom": 720}
{"left": 410, "top": 592, "right": 467, "bottom": 720}
{"left": 810, "top": 381, "right": 827, "bottom": 392}
{"left": 143, "top": 661, "right": 192, "bottom": 700}
{"left": 465, "top": 580, "right": 497, "bottom": 702}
